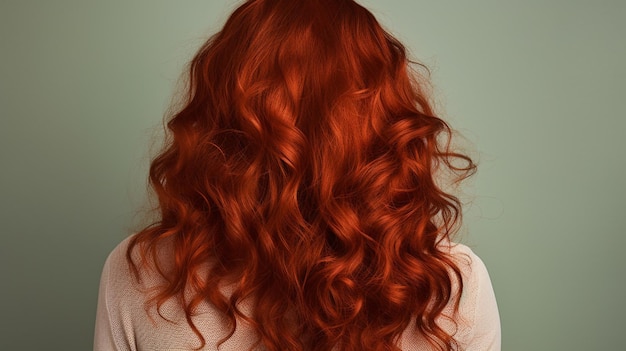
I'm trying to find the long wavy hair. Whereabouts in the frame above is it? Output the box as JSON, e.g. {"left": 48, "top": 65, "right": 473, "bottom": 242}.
{"left": 127, "top": 0, "right": 476, "bottom": 350}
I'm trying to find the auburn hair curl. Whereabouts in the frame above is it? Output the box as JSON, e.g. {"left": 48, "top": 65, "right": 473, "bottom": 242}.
{"left": 127, "top": 0, "right": 476, "bottom": 350}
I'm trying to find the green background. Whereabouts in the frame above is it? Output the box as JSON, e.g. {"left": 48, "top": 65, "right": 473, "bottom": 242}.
{"left": 1, "top": 0, "right": 624, "bottom": 350}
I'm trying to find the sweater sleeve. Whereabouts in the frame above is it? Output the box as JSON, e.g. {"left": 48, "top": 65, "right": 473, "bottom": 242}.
{"left": 464, "top": 251, "right": 501, "bottom": 351}
{"left": 93, "top": 239, "right": 136, "bottom": 351}
{"left": 94, "top": 250, "right": 118, "bottom": 351}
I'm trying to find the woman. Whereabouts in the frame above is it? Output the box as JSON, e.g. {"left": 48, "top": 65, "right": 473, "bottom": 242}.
{"left": 94, "top": 0, "right": 500, "bottom": 350}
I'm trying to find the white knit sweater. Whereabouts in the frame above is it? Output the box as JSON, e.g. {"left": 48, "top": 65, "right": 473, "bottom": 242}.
{"left": 94, "top": 236, "right": 500, "bottom": 351}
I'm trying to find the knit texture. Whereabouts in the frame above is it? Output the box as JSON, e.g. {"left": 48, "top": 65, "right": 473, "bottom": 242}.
{"left": 94, "top": 236, "right": 500, "bottom": 351}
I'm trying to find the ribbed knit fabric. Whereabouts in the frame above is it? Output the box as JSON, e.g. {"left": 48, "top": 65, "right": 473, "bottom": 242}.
{"left": 94, "top": 236, "right": 500, "bottom": 351}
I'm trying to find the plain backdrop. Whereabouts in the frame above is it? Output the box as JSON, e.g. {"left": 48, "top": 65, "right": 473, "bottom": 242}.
{"left": 1, "top": 1, "right": 624, "bottom": 350}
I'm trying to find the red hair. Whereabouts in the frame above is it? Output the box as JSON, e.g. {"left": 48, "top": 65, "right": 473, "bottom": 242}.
{"left": 128, "top": 0, "right": 476, "bottom": 350}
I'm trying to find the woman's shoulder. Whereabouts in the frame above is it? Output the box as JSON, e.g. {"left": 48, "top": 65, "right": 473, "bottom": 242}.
{"left": 102, "top": 234, "right": 133, "bottom": 267}
{"left": 438, "top": 240, "right": 496, "bottom": 311}
{"left": 95, "top": 234, "right": 263, "bottom": 350}
{"left": 439, "top": 240, "right": 501, "bottom": 350}
{"left": 94, "top": 235, "right": 146, "bottom": 350}
{"left": 106, "top": 231, "right": 178, "bottom": 263}
{"left": 440, "top": 240, "right": 491, "bottom": 280}
{"left": 100, "top": 235, "right": 134, "bottom": 288}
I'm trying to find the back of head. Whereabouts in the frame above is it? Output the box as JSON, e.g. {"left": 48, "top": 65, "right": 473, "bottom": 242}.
{"left": 129, "top": 0, "right": 476, "bottom": 350}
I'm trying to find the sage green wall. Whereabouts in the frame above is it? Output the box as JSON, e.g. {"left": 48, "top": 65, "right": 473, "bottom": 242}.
{"left": 1, "top": 1, "right": 623, "bottom": 350}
